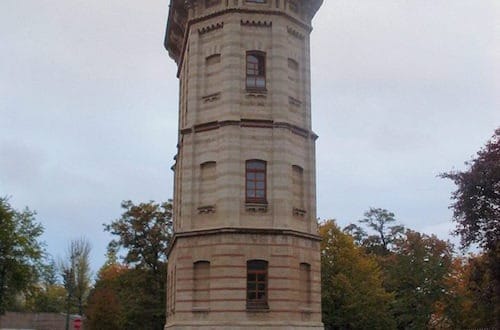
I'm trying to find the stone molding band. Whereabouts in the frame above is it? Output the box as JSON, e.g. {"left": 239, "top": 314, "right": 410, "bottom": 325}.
{"left": 167, "top": 227, "right": 322, "bottom": 256}
{"left": 166, "top": 7, "right": 315, "bottom": 73}
{"left": 180, "top": 119, "right": 318, "bottom": 140}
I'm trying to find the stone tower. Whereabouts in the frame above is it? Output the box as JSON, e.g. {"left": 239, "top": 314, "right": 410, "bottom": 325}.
{"left": 164, "top": 1, "right": 323, "bottom": 329}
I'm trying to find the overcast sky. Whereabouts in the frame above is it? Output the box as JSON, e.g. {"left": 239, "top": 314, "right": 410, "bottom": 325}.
{"left": 1, "top": 0, "right": 499, "bottom": 274}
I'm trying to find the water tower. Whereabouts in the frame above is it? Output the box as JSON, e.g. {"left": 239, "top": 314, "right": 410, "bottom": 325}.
{"left": 164, "top": 1, "right": 323, "bottom": 328}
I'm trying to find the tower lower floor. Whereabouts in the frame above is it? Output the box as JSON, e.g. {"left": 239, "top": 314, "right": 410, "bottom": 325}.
{"left": 165, "top": 228, "right": 323, "bottom": 330}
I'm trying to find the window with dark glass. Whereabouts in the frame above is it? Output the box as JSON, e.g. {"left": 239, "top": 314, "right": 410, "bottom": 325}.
{"left": 247, "top": 260, "right": 268, "bottom": 309}
{"left": 246, "top": 52, "right": 266, "bottom": 90}
{"left": 246, "top": 0, "right": 267, "bottom": 3}
{"left": 246, "top": 160, "right": 266, "bottom": 203}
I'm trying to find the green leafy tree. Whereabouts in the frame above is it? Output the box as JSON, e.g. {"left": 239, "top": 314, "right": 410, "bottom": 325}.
{"left": 320, "top": 220, "right": 396, "bottom": 330}
{"left": 385, "top": 230, "right": 453, "bottom": 329}
{"left": 29, "top": 283, "right": 67, "bottom": 313}
{"left": 104, "top": 200, "right": 173, "bottom": 275}
{"left": 26, "top": 258, "right": 66, "bottom": 313}
{"left": 91, "top": 200, "right": 173, "bottom": 330}
{"left": 0, "top": 197, "right": 45, "bottom": 314}
{"left": 441, "top": 127, "right": 500, "bottom": 327}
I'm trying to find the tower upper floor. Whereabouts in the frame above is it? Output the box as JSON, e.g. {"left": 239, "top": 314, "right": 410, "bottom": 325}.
{"left": 165, "top": 0, "right": 323, "bottom": 64}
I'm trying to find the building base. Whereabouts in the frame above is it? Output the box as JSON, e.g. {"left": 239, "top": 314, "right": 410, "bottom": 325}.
{"left": 165, "top": 321, "right": 324, "bottom": 329}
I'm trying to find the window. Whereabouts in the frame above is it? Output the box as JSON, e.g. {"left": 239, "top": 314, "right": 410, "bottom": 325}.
{"left": 299, "top": 263, "right": 311, "bottom": 307}
{"left": 247, "top": 260, "right": 268, "bottom": 309}
{"left": 246, "top": 160, "right": 266, "bottom": 203}
{"left": 246, "top": 51, "right": 266, "bottom": 90}
{"left": 246, "top": 0, "right": 267, "bottom": 3}
{"left": 193, "top": 261, "right": 210, "bottom": 308}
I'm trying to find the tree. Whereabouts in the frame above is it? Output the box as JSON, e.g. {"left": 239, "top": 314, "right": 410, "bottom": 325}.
{"left": 436, "top": 254, "right": 496, "bottom": 329}
{"left": 104, "top": 200, "right": 173, "bottom": 275}
{"left": 86, "top": 263, "right": 127, "bottom": 330}
{"left": 0, "top": 197, "right": 45, "bottom": 314}
{"left": 27, "top": 258, "right": 66, "bottom": 313}
{"left": 344, "top": 208, "right": 405, "bottom": 255}
{"left": 441, "top": 127, "right": 500, "bottom": 326}
{"left": 319, "top": 220, "right": 396, "bottom": 330}
{"left": 94, "top": 200, "right": 173, "bottom": 330}
{"left": 60, "top": 238, "right": 92, "bottom": 321}
{"left": 385, "top": 230, "right": 453, "bottom": 329}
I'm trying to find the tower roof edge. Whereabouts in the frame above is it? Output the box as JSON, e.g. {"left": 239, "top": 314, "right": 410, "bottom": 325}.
{"left": 164, "top": 0, "right": 324, "bottom": 63}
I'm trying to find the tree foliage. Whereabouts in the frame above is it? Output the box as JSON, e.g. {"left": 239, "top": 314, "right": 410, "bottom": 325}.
{"left": 0, "top": 197, "right": 45, "bottom": 314}
{"left": 385, "top": 230, "right": 453, "bottom": 329}
{"left": 437, "top": 254, "right": 497, "bottom": 329}
{"left": 86, "top": 260, "right": 167, "bottom": 330}
{"left": 344, "top": 208, "right": 405, "bottom": 255}
{"left": 441, "top": 127, "right": 500, "bottom": 327}
{"left": 320, "top": 220, "right": 396, "bottom": 329}
{"left": 60, "top": 238, "right": 92, "bottom": 316}
{"left": 441, "top": 127, "right": 499, "bottom": 251}
{"left": 88, "top": 200, "right": 173, "bottom": 330}
{"left": 25, "top": 259, "right": 66, "bottom": 313}
{"left": 104, "top": 200, "right": 173, "bottom": 275}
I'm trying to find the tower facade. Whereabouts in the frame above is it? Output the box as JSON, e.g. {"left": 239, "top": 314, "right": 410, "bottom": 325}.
{"left": 164, "top": 1, "right": 323, "bottom": 329}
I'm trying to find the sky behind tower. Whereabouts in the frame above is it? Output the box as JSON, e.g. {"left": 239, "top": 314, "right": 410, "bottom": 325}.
{"left": 1, "top": 0, "right": 499, "bottom": 272}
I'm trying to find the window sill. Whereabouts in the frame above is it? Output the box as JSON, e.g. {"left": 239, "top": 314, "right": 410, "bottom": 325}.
{"left": 245, "top": 202, "right": 268, "bottom": 213}
{"left": 245, "top": 89, "right": 267, "bottom": 98}
{"left": 246, "top": 304, "right": 269, "bottom": 312}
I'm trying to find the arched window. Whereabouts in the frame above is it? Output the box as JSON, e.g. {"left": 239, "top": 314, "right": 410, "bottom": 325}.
{"left": 246, "top": 160, "right": 267, "bottom": 203}
{"left": 246, "top": 51, "right": 266, "bottom": 90}
{"left": 247, "top": 260, "right": 268, "bottom": 309}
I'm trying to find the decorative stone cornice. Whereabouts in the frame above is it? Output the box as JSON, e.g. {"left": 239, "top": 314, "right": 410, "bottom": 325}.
{"left": 197, "top": 205, "right": 216, "bottom": 214}
{"left": 198, "top": 22, "right": 224, "bottom": 35}
{"left": 166, "top": 227, "right": 322, "bottom": 256}
{"left": 287, "top": 26, "right": 305, "bottom": 40}
{"left": 240, "top": 19, "right": 272, "bottom": 28}
{"left": 180, "top": 119, "right": 318, "bottom": 140}
{"left": 164, "top": 0, "right": 323, "bottom": 66}
{"left": 201, "top": 92, "right": 221, "bottom": 103}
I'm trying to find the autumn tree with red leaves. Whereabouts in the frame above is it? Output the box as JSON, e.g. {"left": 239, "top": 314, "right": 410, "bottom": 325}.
{"left": 441, "top": 127, "right": 500, "bottom": 327}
